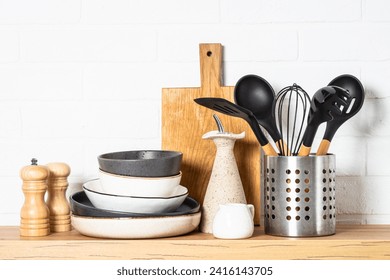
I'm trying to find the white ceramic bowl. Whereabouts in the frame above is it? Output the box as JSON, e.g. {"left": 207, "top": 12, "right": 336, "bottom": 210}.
{"left": 83, "top": 179, "right": 188, "bottom": 214}
{"left": 98, "top": 169, "right": 182, "bottom": 197}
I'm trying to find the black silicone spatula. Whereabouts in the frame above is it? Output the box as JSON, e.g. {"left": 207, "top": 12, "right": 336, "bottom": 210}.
{"left": 194, "top": 97, "right": 278, "bottom": 156}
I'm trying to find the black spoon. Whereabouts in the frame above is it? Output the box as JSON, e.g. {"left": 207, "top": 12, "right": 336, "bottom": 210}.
{"left": 234, "top": 74, "right": 284, "bottom": 154}
{"left": 298, "top": 86, "right": 351, "bottom": 156}
{"left": 194, "top": 97, "right": 278, "bottom": 156}
{"left": 316, "top": 74, "right": 365, "bottom": 155}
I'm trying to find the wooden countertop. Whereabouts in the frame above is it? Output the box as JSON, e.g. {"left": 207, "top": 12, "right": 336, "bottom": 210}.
{"left": 1, "top": 225, "right": 390, "bottom": 260}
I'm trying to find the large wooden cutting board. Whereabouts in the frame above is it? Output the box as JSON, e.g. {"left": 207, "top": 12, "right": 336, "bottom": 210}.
{"left": 162, "top": 43, "right": 261, "bottom": 224}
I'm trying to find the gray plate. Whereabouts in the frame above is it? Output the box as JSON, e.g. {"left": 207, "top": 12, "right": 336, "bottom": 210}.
{"left": 70, "top": 191, "right": 200, "bottom": 218}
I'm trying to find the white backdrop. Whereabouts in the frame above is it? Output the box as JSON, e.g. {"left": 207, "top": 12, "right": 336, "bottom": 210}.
{"left": 0, "top": 0, "right": 389, "bottom": 225}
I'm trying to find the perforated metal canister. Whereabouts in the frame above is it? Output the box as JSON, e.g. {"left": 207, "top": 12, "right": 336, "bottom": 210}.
{"left": 263, "top": 154, "right": 336, "bottom": 237}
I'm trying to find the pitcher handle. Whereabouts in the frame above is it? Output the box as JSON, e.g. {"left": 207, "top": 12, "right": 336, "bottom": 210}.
{"left": 247, "top": 204, "right": 255, "bottom": 218}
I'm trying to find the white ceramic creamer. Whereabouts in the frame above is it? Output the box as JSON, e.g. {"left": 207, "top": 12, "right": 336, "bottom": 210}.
{"left": 212, "top": 203, "right": 255, "bottom": 239}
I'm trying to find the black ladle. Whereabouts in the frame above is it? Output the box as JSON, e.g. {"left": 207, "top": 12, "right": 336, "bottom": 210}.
{"left": 316, "top": 74, "right": 365, "bottom": 155}
{"left": 194, "top": 97, "right": 278, "bottom": 156}
{"left": 298, "top": 86, "right": 351, "bottom": 156}
{"left": 234, "top": 74, "right": 284, "bottom": 154}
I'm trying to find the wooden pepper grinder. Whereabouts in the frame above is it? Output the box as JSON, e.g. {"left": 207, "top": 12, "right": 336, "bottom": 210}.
{"left": 20, "top": 158, "right": 50, "bottom": 237}
{"left": 46, "top": 162, "right": 71, "bottom": 232}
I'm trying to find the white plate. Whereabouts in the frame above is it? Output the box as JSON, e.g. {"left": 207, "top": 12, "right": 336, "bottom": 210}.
{"left": 71, "top": 212, "right": 201, "bottom": 239}
{"left": 83, "top": 179, "right": 188, "bottom": 214}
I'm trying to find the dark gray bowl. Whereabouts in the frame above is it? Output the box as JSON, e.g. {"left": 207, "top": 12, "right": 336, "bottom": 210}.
{"left": 97, "top": 150, "right": 182, "bottom": 177}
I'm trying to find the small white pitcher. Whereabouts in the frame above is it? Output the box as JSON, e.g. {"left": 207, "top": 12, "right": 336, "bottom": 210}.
{"left": 212, "top": 203, "right": 255, "bottom": 239}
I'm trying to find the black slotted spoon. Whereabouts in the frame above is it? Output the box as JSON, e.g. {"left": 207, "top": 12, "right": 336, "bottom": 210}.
{"left": 298, "top": 86, "right": 351, "bottom": 156}
{"left": 316, "top": 74, "right": 365, "bottom": 155}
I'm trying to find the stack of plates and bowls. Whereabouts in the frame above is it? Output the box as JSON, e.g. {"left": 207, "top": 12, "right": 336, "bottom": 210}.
{"left": 69, "top": 150, "right": 201, "bottom": 239}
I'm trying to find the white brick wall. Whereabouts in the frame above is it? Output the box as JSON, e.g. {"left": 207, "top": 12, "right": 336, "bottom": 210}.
{"left": 21, "top": 29, "right": 157, "bottom": 62}
{"left": 0, "top": 0, "right": 390, "bottom": 225}
{"left": 83, "top": 0, "right": 219, "bottom": 24}
{"left": 0, "top": 0, "right": 81, "bottom": 24}
{"left": 0, "top": 31, "right": 19, "bottom": 62}
{"left": 221, "top": 0, "right": 361, "bottom": 23}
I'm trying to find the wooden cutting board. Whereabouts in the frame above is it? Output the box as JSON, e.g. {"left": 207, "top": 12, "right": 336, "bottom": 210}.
{"left": 162, "top": 43, "right": 261, "bottom": 224}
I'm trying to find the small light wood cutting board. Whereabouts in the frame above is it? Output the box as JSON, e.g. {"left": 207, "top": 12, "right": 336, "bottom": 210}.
{"left": 162, "top": 43, "right": 261, "bottom": 224}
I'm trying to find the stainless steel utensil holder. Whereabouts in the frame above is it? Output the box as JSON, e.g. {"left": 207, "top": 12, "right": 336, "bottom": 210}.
{"left": 263, "top": 154, "right": 336, "bottom": 237}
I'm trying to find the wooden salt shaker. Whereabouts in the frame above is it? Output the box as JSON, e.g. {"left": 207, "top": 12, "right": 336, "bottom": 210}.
{"left": 46, "top": 162, "right": 71, "bottom": 232}
{"left": 20, "top": 158, "right": 50, "bottom": 237}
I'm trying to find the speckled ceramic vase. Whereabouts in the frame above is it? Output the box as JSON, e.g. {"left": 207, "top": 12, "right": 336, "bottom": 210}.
{"left": 200, "top": 130, "right": 247, "bottom": 233}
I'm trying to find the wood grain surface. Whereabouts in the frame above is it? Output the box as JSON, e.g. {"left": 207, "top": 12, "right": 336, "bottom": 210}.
{"left": 1, "top": 225, "right": 390, "bottom": 260}
{"left": 162, "top": 43, "right": 262, "bottom": 224}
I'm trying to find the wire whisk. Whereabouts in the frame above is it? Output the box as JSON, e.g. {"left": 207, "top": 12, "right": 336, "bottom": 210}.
{"left": 275, "top": 84, "right": 311, "bottom": 156}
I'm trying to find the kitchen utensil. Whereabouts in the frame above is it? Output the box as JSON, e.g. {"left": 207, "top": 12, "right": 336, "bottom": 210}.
{"left": 263, "top": 154, "right": 336, "bottom": 237}
{"left": 316, "top": 74, "right": 365, "bottom": 155}
{"left": 70, "top": 191, "right": 200, "bottom": 218}
{"left": 234, "top": 74, "right": 283, "bottom": 153}
{"left": 298, "top": 86, "right": 351, "bottom": 156}
{"left": 275, "top": 84, "right": 311, "bottom": 156}
{"left": 194, "top": 97, "right": 278, "bottom": 156}
{"left": 98, "top": 150, "right": 182, "bottom": 177}
{"left": 83, "top": 179, "right": 188, "bottom": 214}
{"left": 212, "top": 203, "right": 255, "bottom": 239}
{"left": 71, "top": 212, "right": 201, "bottom": 239}
{"left": 162, "top": 43, "right": 261, "bottom": 224}
{"left": 99, "top": 169, "right": 182, "bottom": 197}
{"left": 200, "top": 114, "right": 247, "bottom": 233}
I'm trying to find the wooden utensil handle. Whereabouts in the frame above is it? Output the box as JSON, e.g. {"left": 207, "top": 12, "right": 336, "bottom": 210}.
{"left": 316, "top": 139, "right": 331, "bottom": 155}
{"left": 262, "top": 143, "right": 278, "bottom": 156}
{"left": 298, "top": 144, "right": 311, "bottom": 156}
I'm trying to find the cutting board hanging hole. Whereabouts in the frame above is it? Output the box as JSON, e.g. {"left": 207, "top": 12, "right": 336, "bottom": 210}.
{"left": 207, "top": 51, "right": 212, "bottom": 57}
